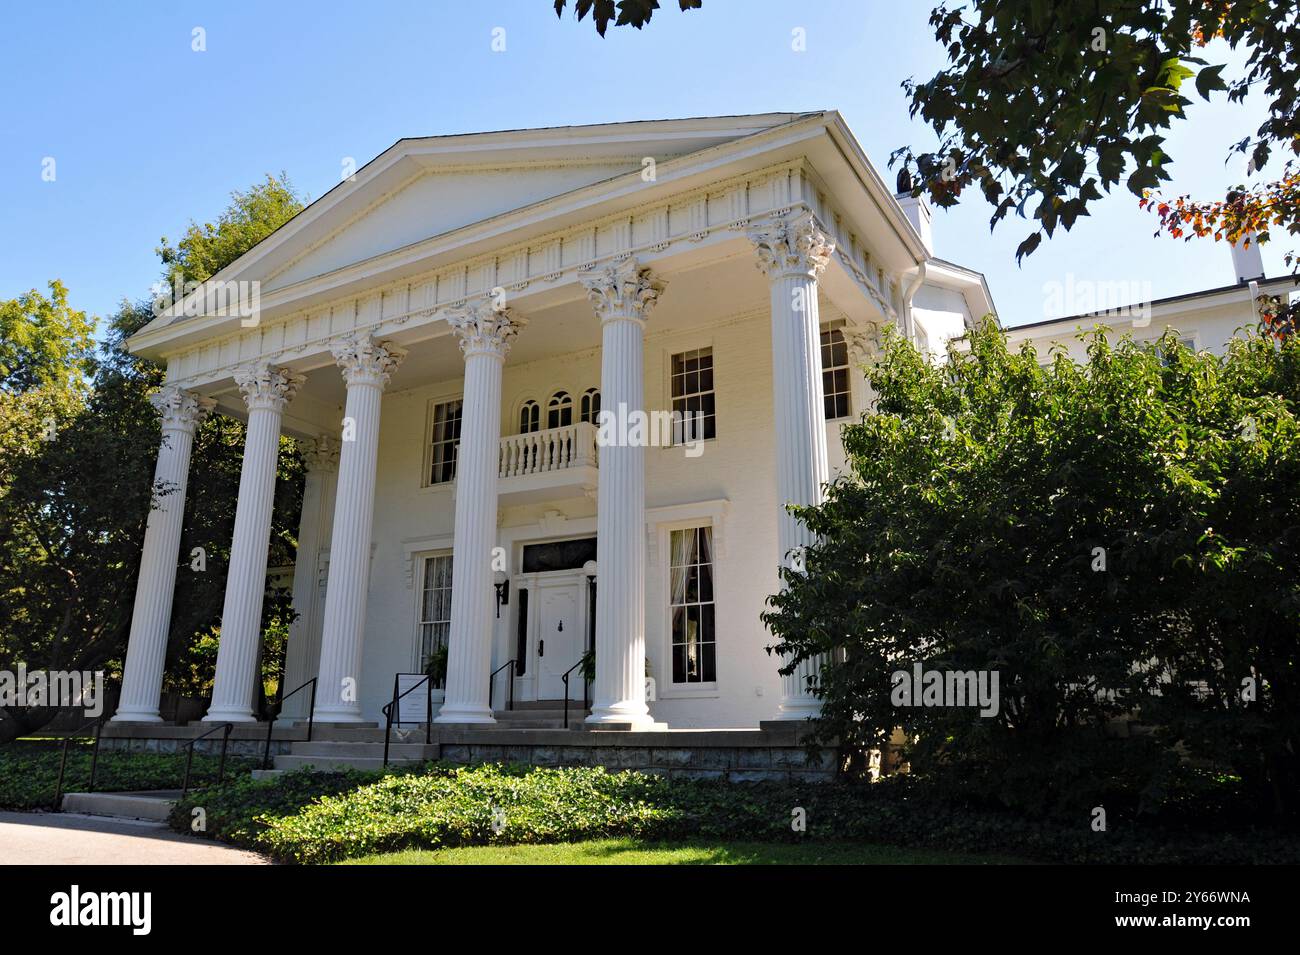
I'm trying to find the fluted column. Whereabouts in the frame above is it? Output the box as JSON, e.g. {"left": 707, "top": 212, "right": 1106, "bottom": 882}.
{"left": 582, "top": 258, "right": 664, "bottom": 728}
{"left": 114, "top": 386, "right": 214, "bottom": 722}
{"left": 204, "top": 363, "right": 304, "bottom": 723}
{"left": 749, "top": 211, "right": 835, "bottom": 719}
{"left": 312, "top": 338, "right": 405, "bottom": 722}
{"left": 278, "top": 435, "right": 339, "bottom": 724}
{"left": 436, "top": 298, "right": 523, "bottom": 724}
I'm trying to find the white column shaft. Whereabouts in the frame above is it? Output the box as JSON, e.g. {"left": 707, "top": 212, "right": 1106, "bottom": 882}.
{"left": 204, "top": 404, "right": 285, "bottom": 722}
{"left": 313, "top": 386, "right": 384, "bottom": 721}
{"left": 770, "top": 271, "right": 829, "bottom": 716}
{"left": 749, "top": 211, "right": 835, "bottom": 720}
{"left": 588, "top": 315, "right": 650, "bottom": 725}
{"left": 279, "top": 438, "right": 338, "bottom": 722}
{"left": 114, "top": 391, "right": 207, "bottom": 723}
{"left": 437, "top": 350, "right": 505, "bottom": 723}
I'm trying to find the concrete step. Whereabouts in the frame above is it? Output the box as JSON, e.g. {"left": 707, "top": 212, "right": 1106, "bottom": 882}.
{"left": 273, "top": 754, "right": 428, "bottom": 772}
{"left": 508, "top": 700, "right": 586, "bottom": 711}
{"left": 292, "top": 741, "right": 438, "bottom": 759}
{"left": 298, "top": 727, "right": 392, "bottom": 742}
{"left": 61, "top": 791, "right": 179, "bottom": 821}
{"left": 493, "top": 708, "right": 588, "bottom": 728}
{"left": 249, "top": 769, "right": 285, "bottom": 781}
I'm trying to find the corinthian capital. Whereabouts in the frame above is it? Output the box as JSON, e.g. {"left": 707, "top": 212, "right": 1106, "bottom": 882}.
{"left": 331, "top": 335, "right": 407, "bottom": 387}
{"left": 447, "top": 297, "right": 524, "bottom": 359}
{"left": 150, "top": 385, "right": 216, "bottom": 434}
{"left": 748, "top": 211, "right": 835, "bottom": 279}
{"left": 234, "top": 363, "right": 306, "bottom": 413}
{"left": 580, "top": 258, "right": 664, "bottom": 324}
{"left": 300, "top": 434, "right": 341, "bottom": 474}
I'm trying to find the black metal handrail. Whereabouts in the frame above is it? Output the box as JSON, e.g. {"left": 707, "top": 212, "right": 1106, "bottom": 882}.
{"left": 488, "top": 659, "right": 517, "bottom": 712}
{"left": 560, "top": 659, "right": 590, "bottom": 729}
{"left": 181, "top": 723, "right": 233, "bottom": 797}
{"left": 262, "top": 678, "right": 317, "bottom": 769}
{"left": 380, "top": 673, "right": 434, "bottom": 767}
{"left": 51, "top": 714, "right": 109, "bottom": 810}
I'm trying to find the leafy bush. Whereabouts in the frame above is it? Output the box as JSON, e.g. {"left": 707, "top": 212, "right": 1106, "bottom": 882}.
{"left": 764, "top": 321, "right": 1300, "bottom": 819}
{"left": 0, "top": 740, "right": 255, "bottom": 809}
{"left": 169, "top": 762, "right": 1300, "bottom": 865}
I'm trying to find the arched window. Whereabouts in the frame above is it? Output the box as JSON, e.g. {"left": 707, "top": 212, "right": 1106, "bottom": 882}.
{"left": 580, "top": 388, "right": 601, "bottom": 425}
{"left": 518, "top": 399, "right": 540, "bottom": 434}
{"left": 547, "top": 390, "right": 573, "bottom": 429}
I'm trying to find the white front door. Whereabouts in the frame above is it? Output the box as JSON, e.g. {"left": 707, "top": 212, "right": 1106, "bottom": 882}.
{"left": 534, "top": 575, "right": 584, "bottom": 700}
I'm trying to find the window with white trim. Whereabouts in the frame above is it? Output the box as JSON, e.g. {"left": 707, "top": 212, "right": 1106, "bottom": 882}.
{"left": 427, "top": 398, "right": 462, "bottom": 485}
{"left": 670, "top": 347, "right": 716, "bottom": 444}
{"left": 417, "top": 554, "right": 453, "bottom": 667}
{"left": 821, "top": 322, "right": 852, "bottom": 420}
{"left": 669, "top": 525, "right": 715, "bottom": 684}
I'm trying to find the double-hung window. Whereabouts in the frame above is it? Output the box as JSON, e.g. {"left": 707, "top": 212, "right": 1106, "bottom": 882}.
{"left": 669, "top": 525, "right": 716, "bottom": 684}
{"left": 417, "top": 554, "right": 453, "bottom": 670}
{"left": 820, "top": 322, "right": 852, "bottom": 420}
{"left": 670, "top": 347, "right": 716, "bottom": 444}
{"left": 427, "top": 399, "right": 463, "bottom": 485}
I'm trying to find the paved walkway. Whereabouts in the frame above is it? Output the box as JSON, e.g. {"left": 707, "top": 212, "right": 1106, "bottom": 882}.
{"left": 0, "top": 811, "right": 270, "bottom": 865}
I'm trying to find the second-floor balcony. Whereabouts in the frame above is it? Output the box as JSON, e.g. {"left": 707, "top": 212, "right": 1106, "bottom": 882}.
{"left": 496, "top": 421, "right": 599, "bottom": 505}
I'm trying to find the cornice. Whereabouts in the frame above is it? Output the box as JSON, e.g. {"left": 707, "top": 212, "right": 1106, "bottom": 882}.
{"left": 156, "top": 161, "right": 897, "bottom": 391}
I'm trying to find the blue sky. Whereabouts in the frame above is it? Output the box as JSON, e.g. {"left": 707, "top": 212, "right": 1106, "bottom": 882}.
{"left": 0, "top": 0, "right": 1288, "bottom": 332}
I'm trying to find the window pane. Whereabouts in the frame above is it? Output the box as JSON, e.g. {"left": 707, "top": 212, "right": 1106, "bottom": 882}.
{"left": 669, "top": 525, "right": 715, "bottom": 684}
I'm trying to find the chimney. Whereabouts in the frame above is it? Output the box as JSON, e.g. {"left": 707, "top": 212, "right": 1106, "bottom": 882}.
{"left": 894, "top": 167, "right": 934, "bottom": 256}
{"left": 1230, "top": 235, "right": 1265, "bottom": 283}
{"left": 896, "top": 192, "right": 934, "bottom": 256}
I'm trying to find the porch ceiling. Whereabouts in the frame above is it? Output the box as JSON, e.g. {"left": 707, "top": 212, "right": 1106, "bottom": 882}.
{"left": 263, "top": 249, "right": 778, "bottom": 413}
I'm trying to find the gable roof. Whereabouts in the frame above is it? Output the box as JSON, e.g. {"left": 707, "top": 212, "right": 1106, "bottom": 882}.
{"left": 129, "top": 111, "right": 931, "bottom": 357}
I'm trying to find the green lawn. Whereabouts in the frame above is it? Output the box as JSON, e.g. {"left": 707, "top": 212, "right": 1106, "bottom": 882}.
{"left": 338, "top": 837, "right": 1030, "bottom": 865}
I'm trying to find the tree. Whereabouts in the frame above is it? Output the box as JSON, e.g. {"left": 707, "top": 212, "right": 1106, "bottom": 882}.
{"left": 552, "top": 0, "right": 700, "bottom": 36}
{"left": 552, "top": 1, "right": 1299, "bottom": 328}
{"left": 0, "top": 175, "right": 307, "bottom": 741}
{"left": 0, "top": 283, "right": 100, "bottom": 740}
{"left": 763, "top": 321, "right": 1300, "bottom": 820}
{"left": 888, "top": 1, "right": 1299, "bottom": 327}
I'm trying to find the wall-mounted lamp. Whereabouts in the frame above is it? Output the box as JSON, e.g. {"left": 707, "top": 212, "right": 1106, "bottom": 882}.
{"left": 494, "top": 569, "right": 509, "bottom": 618}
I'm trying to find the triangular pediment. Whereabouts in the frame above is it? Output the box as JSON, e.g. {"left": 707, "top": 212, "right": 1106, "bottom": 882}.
{"left": 263, "top": 160, "right": 643, "bottom": 292}
{"left": 129, "top": 112, "right": 833, "bottom": 347}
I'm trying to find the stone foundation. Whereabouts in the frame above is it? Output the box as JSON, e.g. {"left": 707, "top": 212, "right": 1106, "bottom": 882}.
{"left": 433, "top": 724, "right": 837, "bottom": 783}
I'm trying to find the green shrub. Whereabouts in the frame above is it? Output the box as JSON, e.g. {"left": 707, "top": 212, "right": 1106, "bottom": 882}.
{"left": 0, "top": 740, "right": 255, "bottom": 809}
{"left": 169, "top": 761, "right": 1300, "bottom": 865}
{"left": 764, "top": 322, "right": 1300, "bottom": 819}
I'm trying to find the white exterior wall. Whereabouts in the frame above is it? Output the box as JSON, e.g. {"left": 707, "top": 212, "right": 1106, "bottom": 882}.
{"left": 350, "top": 306, "right": 873, "bottom": 727}
{"left": 1007, "top": 287, "right": 1271, "bottom": 361}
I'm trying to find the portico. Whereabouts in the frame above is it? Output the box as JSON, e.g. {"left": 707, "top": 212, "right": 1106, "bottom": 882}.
{"left": 114, "top": 112, "right": 983, "bottom": 733}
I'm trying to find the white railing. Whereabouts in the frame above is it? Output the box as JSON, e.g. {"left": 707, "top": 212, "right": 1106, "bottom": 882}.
{"left": 498, "top": 421, "right": 598, "bottom": 479}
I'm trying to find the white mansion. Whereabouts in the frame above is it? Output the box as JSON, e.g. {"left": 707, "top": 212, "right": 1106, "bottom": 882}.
{"left": 112, "top": 111, "right": 1280, "bottom": 732}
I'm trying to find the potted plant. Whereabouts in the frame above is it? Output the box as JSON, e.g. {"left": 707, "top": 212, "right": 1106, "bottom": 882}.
{"left": 578, "top": 650, "right": 656, "bottom": 702}
{"left": 424, "top": 643, "right": 449, "bottom": 702}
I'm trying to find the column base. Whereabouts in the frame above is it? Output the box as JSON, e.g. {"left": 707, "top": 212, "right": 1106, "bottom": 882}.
{"left": 774, "top": 698, "right": 822, "bottom": 720}
{"left": 435, "top": 703, "right": 495, "bottom": 724}
{"left": 309, "top": 704, "right": 367, "bottom": 724}
{"left": 110, "top": 709, "right": 164, "bottom": 723}
{"left": 585, "top": 701, "right": 655, "bottom": 729}
{"left": 201, "top": 706, "right": 258, "bottom": 723}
